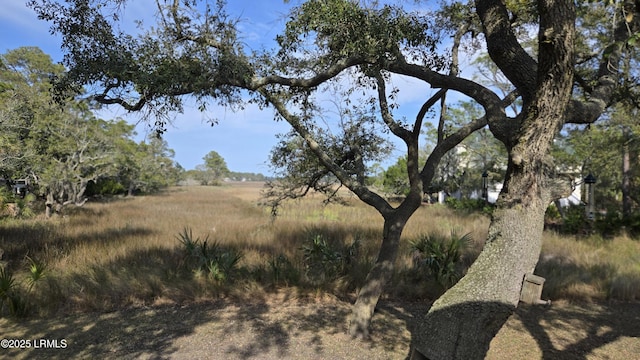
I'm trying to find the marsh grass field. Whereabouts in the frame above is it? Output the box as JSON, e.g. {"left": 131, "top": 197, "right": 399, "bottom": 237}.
{"left": 1, "top": 183, "right": 639, "bottom": 359}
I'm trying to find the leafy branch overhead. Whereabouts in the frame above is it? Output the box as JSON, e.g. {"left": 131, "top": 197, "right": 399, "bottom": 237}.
{"left": 26, "top": 0, "right": 640, "bottom": 355}
{"left": 0, "top": 47, "right": 183, "bottom": 216}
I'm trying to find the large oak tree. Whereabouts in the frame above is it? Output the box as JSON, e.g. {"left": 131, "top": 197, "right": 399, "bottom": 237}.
{"left": 0, "top": 47, "right": 181, "bottom": 214}
{"left": 29, "top": 0, "right": 639, "bottom": 358}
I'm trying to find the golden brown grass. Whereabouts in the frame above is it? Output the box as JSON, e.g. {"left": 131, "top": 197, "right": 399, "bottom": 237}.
{"left": 0, "top": 183, "right": 638, "bottom": 318}
{"left": 538, "top": 232, "right": 640, "bottom": 302}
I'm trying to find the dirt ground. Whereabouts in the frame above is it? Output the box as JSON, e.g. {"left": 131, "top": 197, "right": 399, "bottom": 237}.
{"left": 0, "top": 295, "right": 639, "bottom": 359}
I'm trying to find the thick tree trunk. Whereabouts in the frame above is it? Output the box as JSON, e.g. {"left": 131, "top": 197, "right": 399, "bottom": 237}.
{"left": 410, "top": 166, "right": 552, "bottom": 359}
{"left": 410, "top": 0, "right": 575, "bottom": 357}
{"left": 45, "top": 191, "right": 55, "bottom": 218}
{"left": 349, "top": 213, "right": 411, "bottom": 338}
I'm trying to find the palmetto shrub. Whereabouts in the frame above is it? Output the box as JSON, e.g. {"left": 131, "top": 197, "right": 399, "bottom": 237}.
{"left": 0, "top": 266, "right": 17, "bottom": 315}
{"left": 410, "top": 230, "right": 472, "bottom": 290}
{"left": 176, "top": 227, "right": 243, "bottom": 282}
{"left": 0, "top": 256, "right": 47, "bottom": 317}
{"left": 301, "top": 232, "right": 359, "bottom": 285}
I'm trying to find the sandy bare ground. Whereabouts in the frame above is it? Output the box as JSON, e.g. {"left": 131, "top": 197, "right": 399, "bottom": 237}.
{"left": 1, "top": 295, "right": 639, "bottom": 359}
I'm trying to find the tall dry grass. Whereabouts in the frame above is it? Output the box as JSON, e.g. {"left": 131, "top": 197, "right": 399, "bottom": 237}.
{"left": 538, "top": 232, "right": 640, "bottom": 302}
{"left": 0, "top": 183, "right": 638, "bottom": 318}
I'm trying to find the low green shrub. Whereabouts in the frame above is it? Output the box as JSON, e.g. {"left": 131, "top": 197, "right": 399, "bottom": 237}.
{"left": 410, "top": 230, "right": 471, "bottom": 291}
{"left": 558, "top": 205, "right": 640, "bottom": 238}
{"left": 595, "top": 210, "right": 640, "bottom": 239}
{"left": 560, "top": 205, "right": 589, "bottom": 235}
{"left": 0, "top": 257, "right": 47, "bottom": 317}
{"left": 545, "top": 203, "right": 562, "bottom": 221}
{"left": 445, "top": 197, "right": 494, "bottom": 215}
{"left": 301, "top": 232, "right": 359, "bottom": 286}
{"left": 176, "top": 227, "right": 243, "bottom": 282}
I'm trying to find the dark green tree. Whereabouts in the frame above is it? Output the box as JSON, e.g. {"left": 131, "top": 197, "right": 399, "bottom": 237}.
{"left": 382, "top": 156, "right": 410, "bottom": 196}
{"left": 0, "top": 47, "right": 126, "bottom": 216}
{"left": 199, "top": 150, "right": 229, "bottom": 185}
{"left": 0, "top": 47, "right": 181, "bottom": 215}
{"left": 134, "top": 136, "right": 182, "bottom": 193}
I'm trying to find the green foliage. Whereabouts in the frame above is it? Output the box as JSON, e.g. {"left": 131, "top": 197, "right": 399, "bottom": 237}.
{"left": 176, "top": 228, "right": 243, "bottom": 282}
{"left": 445, "top": 197, "right": 494, "bottom": 215}
{"left": 0, "top": 187, "right": 13, "bottom": 206}
{"left": 203, "top": 151, "right": 229, "bottom": 179}
{"left": 264, "top": 111, "right": 393, "bottom": 215}
{"left": 0, "top": 266, "right": 16, "bottom": 310}
{"left": 594, "top": 209, "right": 640, "bottom": 238}
{"left": 176, "top": 227, "right": 200, "bottom": 256}
{"left": 560, "top": 205, "right": 590, "bottom": 235}
{"left": 132, "top": 136, "right": 182, "bottom": 194}
{"left": 622, "top": 212, "right": 640, "bottom": 238}
{"left": 382, "top": 156, "right": 410, "bottom": 196}
{"left": 301, "top": 232, "right": 359, "bottom": 285}
{"left": 16, "top": 193, "right": 39, "bottom": 219}
{"left": 425, "top": 101, "right": 507, "bottom": 198}
{"left": 0, "top": 257, "right": 47, "bottom": 317}
{"left": 279, "top": 0, "right": 443, "bottom": 67}
{"left": 85, "top": 178, "right": 127, "bottom": 196}
{"left": 28, "top": 0, "right": 246, "bottom": 128}
{"left": 545, "top": 203, "right": 562, "bottom": 221}
{"left": 190, "top": 150, "right": 230, "bottom": 186}
{"left": 25, "top": 256, "right": 47, "bottom": 291}
{"left": 0, "top": 47, "right": 181, "bottom": 209}
{"left": 410, "top": 231, "right": 472, "bottom": 290}
{"left": 553, "top": 103, "right": 640, "bottom": 218}
{"left": 553, "top": 204, "right": 640, "bottom": 238}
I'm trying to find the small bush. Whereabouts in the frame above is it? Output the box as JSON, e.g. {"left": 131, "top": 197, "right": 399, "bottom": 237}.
{"left": 594, "top": 210, "right": 640, "bottom": 239}
{"left": 445, "top": 197, "right": 493, "bottom": 215}
{"left": 545, "top": 203, "right": 561, "bottom": 221}
{"left": 16, "top": 197, "right": 36, "bottom": 218}
{"left": 410, "top": 231, "right": 471, "bottom": 291}
{"left": 0, "top": 257, "right": 48, "bottom": 317}
{"left": 301, "top": 232, "right": 359, "bottom": 286}
{"left": 25, "top": 256, "right": 47, "bottom": 291}
{"left": 623, "top": 212, "right": 640, "bottom": 238}
{"left": 0, "top": 266, "right": 17, "bottom": 313}
{"left": 594, "top": 209, "right": 623, "bottom": 238}
{"left": 560, "top": 205, "right": 589, "bottom": 234}
{"left": 85, "top": 178, "right": 126, "bottom": 196}
{"left": 176, "top": 227, "right": 243, "bottom": 282}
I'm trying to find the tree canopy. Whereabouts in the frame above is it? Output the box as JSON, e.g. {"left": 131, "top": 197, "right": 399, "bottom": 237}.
{"left": 0, "top": 47, "right": 182, "bottom": 216}
{"left": 26, "top": 0, "right": 640, "bottom": 357}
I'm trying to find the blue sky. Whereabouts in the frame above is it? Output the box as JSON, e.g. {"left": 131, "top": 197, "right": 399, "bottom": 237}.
{"left": 1, "top": 0, "right": 464, "bottom": 173}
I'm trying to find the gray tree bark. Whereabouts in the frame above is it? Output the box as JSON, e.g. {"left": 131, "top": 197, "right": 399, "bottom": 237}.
{"left": 411, "top": 0, "right": 577, "bottom": 357}
{"left": 349, "top": 206, "right": 418, "bottom": 338}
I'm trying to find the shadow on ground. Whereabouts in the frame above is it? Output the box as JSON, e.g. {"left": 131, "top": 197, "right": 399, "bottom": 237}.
{"left": 506, "top": 302, "right": 640, "bottom": 360}
{"left": 0, "top": 295, "right": 415, "bottom": 360}
{"left": 2, "top": 293, "right": 639, "bottom": 359}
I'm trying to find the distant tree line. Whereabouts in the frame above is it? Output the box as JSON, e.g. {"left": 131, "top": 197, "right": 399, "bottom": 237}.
{"left": 184, "top": 150, "right": 269, "bottom": 185}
